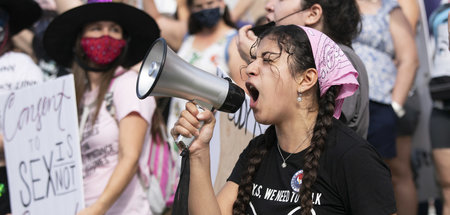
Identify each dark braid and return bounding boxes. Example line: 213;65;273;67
299;86;338;215
232;128;275;215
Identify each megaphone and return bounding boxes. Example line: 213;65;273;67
136;38;245;149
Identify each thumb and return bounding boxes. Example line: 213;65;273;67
247;29;257;40
196;110;214;124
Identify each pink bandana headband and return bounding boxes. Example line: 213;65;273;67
298;26;359;119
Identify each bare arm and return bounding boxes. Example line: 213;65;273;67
217;182;239;214
176;0;190;22
228;36;248;90
143;0;161;20
188;142;223;215
143;0;188;51
54;0;83;14
397;0;420;33
189;152;238;215
390;8;418;106
236;25;258;64
12;30;35;59
230;0;255;23
172;102;237;215
77;112;148;214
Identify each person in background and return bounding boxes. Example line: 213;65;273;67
235;0;370;139
163;0;247;139
227;0;257;27
143;0;190;52
144;0;259;52
390;0;421;214
353;1;418;214
171;24;396;215
43;1;160;214
428;3;450;215
176;0;244;76
0;1;43;214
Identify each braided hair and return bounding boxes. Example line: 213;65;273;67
232;127;275;214
299;85;337;214
232;25;339;215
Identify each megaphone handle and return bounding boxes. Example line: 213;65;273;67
176;102;212;150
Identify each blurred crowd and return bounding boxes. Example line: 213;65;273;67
0;0;450;214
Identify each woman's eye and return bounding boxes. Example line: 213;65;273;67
262;56;274;63
261;52;279;63
263;57;272;63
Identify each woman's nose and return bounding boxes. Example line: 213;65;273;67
265;0;275;12
101;27;110;36
245;60;260;78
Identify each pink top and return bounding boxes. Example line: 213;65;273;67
80;68;155;214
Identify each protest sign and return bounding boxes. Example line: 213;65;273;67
0;75;84;214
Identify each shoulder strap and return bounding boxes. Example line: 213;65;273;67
105;69;128;121
78;102;96;141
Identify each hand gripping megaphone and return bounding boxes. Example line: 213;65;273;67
136;38;245;150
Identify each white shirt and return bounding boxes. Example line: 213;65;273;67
0;51;43;93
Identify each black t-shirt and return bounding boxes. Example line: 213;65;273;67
228;119;396;215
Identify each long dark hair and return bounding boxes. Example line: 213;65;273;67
150;97;169;143
232;25;338;215
187;0;236;34
302;0;361;47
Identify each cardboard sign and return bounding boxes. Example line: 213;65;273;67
0;75;84;214
210;69;269;192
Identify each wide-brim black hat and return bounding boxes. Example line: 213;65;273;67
0;0;42;35
43;2;160;68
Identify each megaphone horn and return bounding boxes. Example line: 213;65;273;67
136;38;245;149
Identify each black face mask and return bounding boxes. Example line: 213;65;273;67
191;7;221;29
250;22;275;36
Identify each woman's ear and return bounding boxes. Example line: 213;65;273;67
296;68;318;93
304;4;323;29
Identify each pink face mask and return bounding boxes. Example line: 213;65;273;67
81;35;126;65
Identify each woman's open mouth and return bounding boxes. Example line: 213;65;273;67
246;82;259;105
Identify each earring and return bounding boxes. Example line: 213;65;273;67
297;92;302;102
